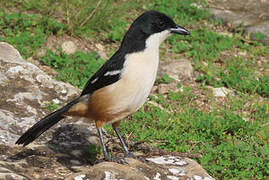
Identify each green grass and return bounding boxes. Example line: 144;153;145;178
1;0;269;179
196;57;269;97
0;12;65;57
41;50;105;89
114;90;269;179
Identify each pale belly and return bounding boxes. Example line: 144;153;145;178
108;63;158;114
103;53;159;119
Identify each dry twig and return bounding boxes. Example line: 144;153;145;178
80;0;103;27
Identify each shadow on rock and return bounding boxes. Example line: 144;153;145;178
9;123;101;172
47;123;100;167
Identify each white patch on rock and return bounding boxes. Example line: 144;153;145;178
167;175;179;180
7;66;25;76
61;88;67;94
144;176;150;180
7;92;35;103
26;105;37;115
169;168;186;176
7;92;43;106
169;168;180;174
52;98;60;104
36;74;51;83
174;160;187;166
147;156;187;166
204;177;215;180
147;156;173;164
62;41;77;55
103;171;123;180
194;175;202;180
153;172;161;180
211;87;233;97
0;110;16;130
74;174;85;180
192;175;215;180
18;116;38;128
104;171;112;180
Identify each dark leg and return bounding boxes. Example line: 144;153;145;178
113;127;132;157
112;122;147;162
97;128;109;161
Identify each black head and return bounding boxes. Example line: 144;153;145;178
133;10;189;36
120;11;190;53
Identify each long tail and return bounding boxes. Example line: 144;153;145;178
16;97;83;146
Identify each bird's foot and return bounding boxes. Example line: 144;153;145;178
97;156;128;164
110;156;128;164
124;152;148;163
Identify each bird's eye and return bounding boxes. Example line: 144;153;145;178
159;21;165;27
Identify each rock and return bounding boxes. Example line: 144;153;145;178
208;0;269;44
66;156;214;180
0;42;79;145
157;83;172;94
95;43;108;59
159;59;193;81
210;87;233;97
36;48;46;58
0;42;214;179
39;65;58;76
61;40;77;55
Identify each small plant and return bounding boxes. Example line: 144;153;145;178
252;32;265;41
156;74;174;84
86;144;102;158
44;101;59;112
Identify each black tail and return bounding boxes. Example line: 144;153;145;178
16;97;83;146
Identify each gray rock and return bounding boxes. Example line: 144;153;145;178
159;59;193;81
95;43;108;59
208;0;269;44
209;87;234;97
0;42;80;145
66;157;214;180
61;40;77;55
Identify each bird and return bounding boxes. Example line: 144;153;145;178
16;10;190;162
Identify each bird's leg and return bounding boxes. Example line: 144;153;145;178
96;121;127;164
112;122;147;162
112;122;135;158
97;127;110;161
113;127;133;156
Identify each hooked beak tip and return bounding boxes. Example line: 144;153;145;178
170;26;190;35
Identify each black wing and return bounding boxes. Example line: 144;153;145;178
80;50;125;96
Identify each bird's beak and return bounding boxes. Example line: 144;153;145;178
170;26;190;35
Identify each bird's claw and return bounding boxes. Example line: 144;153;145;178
125;152;148;163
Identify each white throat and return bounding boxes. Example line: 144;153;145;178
145;30;171;50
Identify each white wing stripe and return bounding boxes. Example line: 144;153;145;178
91;77;98;84
104;70;121;76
